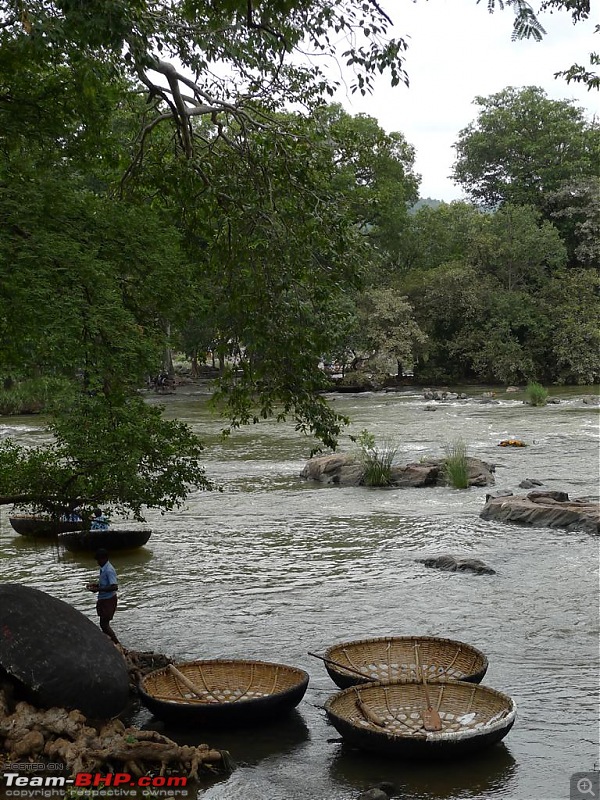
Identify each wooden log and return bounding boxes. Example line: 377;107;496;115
168;664;206;700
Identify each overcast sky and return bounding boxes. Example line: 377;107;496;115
334;0;599;201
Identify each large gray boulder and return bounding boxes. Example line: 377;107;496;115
480;491;600;534
0;584;130;719
299;453;363;485
300;453;495;488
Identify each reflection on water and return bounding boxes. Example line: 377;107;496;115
330;742;518;799
0;386;598;800
139;707;310;765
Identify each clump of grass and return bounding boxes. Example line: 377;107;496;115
443;438;470;489
356;429;399;487
526;381;548;407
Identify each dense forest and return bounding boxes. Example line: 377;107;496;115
0;0;598;517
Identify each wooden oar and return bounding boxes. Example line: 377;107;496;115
168;664;206;701
414;644;442;731
308;651;372;681
354;689;387;728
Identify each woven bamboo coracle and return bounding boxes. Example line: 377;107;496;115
139;659;309;726
325;679;516;758
9;515;85;537
324;636;488;689
58;528;151;551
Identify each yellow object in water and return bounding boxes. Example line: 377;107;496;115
498;439;527;447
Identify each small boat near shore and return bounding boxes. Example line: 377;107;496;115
9;515;86;537
322;635;489;689
139;659;309;726
325;679;516;759
58;528;152;552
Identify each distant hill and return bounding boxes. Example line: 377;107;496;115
409;197;443;214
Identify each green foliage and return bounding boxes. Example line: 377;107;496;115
526;382;549;406
316;105;419;263
406;261;484;379
352;288;427;377
166;111;378;449
443;439;469;489
398;202;484;274
0;168;190;386
543;269;600;384
2;52;420;457
452;87;599;211
546;177;600;268
0;0;411;167
0;377;72;415
473;204;567;290
356;429;399;487
400;201;575;384
555;52;600;92
0;391;211;519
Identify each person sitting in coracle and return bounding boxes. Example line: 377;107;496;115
66;506;82;522
91;507;110;530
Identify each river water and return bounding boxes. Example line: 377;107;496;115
0;386;598;800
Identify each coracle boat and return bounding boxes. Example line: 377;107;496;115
9;515;85;538
322;636;488;689
325;679;516;758
58;528;152;552
139;659;309;726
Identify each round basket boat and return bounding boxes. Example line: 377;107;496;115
139;659;309;726
325;679;516;759
58;528;152;552
9;515;86;538
323;636;488;689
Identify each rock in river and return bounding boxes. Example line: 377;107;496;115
300;453;495;488
0;584;129;719
418;555;496;575
480;491;600;534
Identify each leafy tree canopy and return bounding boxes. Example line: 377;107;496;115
542;268;600;383
546;177;600;268
452;87;599;210
354;288;427;376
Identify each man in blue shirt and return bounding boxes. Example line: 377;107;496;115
90;508;110;530
86;548;120;644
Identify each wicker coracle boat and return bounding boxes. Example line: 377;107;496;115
325;679;516;759
139;659;310;726
322;636;488;689
9;515;86;538
58;528;152;552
